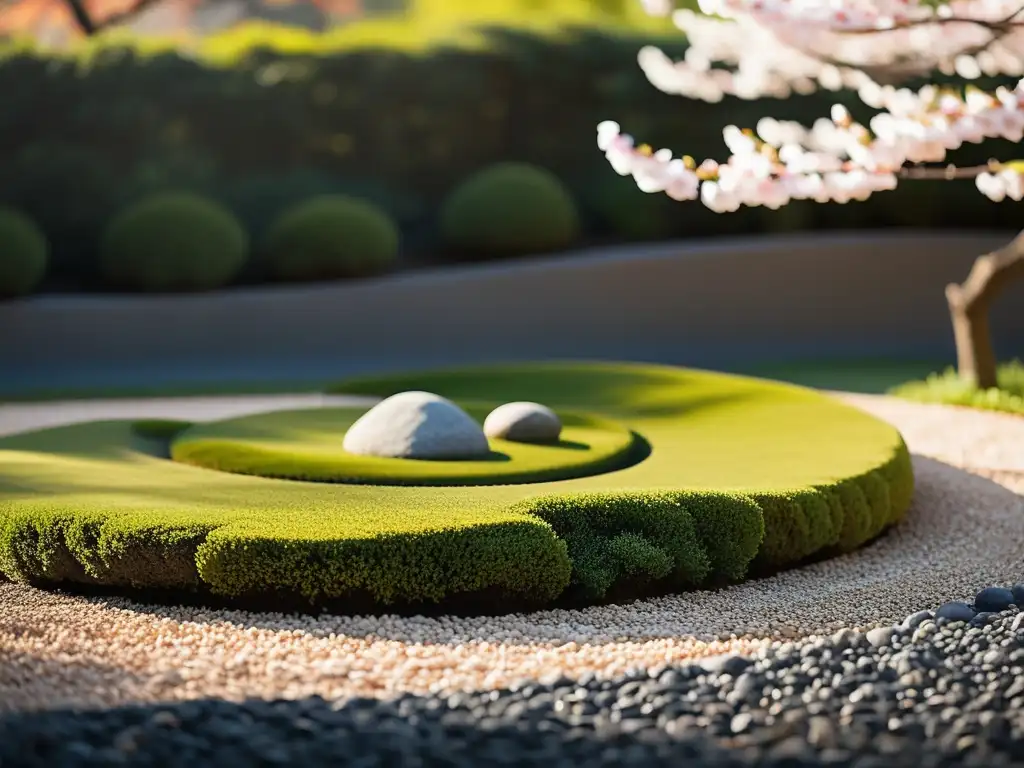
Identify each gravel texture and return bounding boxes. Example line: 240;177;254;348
1;391;1023;744
4;604;1024;767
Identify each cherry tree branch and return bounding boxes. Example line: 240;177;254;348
61;0;167;36
898;162;1002;180
839;3;1024;34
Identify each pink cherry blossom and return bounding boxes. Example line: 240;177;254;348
597;0;1024;210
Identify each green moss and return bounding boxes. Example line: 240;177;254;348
195;518;572;605
170;405;637;486
0;362;914;610
747;490;811;569
860;470;894;541
877;438;915;525
670;491;765;582
100;193;249;292
262;196;399;282
828;479;873;551
440;163;581;258
510;491;712;599
890;361;1024;416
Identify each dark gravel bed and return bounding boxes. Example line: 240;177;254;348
4;595;1024;768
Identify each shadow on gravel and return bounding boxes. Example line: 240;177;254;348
0;685;971;768
0;651;146;717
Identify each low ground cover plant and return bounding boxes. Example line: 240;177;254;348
0;362;913;613
890;360;1024;416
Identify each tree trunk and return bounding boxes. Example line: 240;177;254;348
944;229;1024;390
62;0;98;34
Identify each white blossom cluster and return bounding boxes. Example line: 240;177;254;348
641;0;1024;105
601;0;1024;212
597;78;1024;211
976;166;1024;199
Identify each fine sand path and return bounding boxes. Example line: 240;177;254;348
1;392;1023;714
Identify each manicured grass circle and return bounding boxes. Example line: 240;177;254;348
169;405;639;486
0;362;913;613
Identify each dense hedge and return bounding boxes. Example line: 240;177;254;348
0;25;1019;292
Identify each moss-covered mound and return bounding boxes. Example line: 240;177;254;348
170;406;639;486
0;362;913;613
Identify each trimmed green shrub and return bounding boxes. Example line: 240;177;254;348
512;491;712;599
878;438;915;525
510;489;767;597
666;490;765;582
749;442;911;570
0;207;48;298
580;170;689;241
99;193;248;292
263;195;400;282
194;519;573;606
858;470;893;542
440;163;581;258
828;478;872;551
747;490;812;569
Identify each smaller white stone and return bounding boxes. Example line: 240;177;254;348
483;401;562;443
343;391;490;460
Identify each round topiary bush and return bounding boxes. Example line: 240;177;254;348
0;207;48;299
263;196;400;282
440;163;581;259
100;193;248;292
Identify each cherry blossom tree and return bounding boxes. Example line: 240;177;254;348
599;0;1024;389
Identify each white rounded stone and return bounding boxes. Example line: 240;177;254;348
342;391;490;460
483;401;562;443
